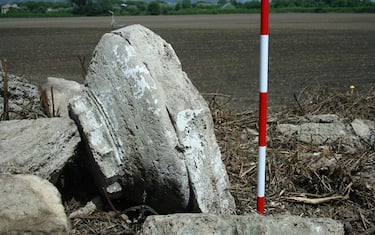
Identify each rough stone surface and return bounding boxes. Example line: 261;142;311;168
351;119;375;147
42;77;84;117
0;117;80;182
306;114;339;123
0;72;41;119
69;24;235;214
141;213;344;235
276;115;375;153
0;174;70;234
276;122;350;145
276;115;375;151
276;114;368;152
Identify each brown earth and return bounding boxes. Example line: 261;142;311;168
1;14;375;234
0;14;374;111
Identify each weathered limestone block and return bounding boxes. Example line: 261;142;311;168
42;77;84;117
141;213;344;235
276;114;361;152
0;117;80;182
277;122;354;145
276;115;375;150
69;24;235;214
0;174;70;234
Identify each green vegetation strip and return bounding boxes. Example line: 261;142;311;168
1;0;374;17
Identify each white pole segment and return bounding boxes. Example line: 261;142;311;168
259;35;269;93
257;146;266;197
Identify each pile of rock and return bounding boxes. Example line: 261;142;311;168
0;25;347;234
0;73;41;119
1;24;235;234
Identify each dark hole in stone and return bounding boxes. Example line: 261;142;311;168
55;142;161;218
56;142;100;204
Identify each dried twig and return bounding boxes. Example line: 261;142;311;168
359;209;369;231
101;187;133;234
1;59;9;120
293;93;305;116
38;85;51;118
203;92;232;110
77;55;87;79
101;187;123;219
51;86;55;117
240;165;256;178
285;194;347;204
361;226;375;235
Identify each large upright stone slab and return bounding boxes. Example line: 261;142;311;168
0;117;80;182
69;24;235;214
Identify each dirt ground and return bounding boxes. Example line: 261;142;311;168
1;14;374;234
0;14;374;111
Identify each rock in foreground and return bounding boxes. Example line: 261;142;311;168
141;213;344;235
69;24;235;214
0;117;80;182
0;174;70;234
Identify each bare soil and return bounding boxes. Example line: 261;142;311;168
1;14;374;234
0;14;374;111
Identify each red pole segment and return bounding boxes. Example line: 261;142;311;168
257;0;269;214
260;0;269;35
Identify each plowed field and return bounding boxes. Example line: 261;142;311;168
1;14;374;110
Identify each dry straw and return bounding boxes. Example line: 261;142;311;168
212;87;374;234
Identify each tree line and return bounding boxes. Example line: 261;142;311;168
3;0;375;17
272;0;374;8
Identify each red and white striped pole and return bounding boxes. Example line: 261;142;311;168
257;0;269;214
